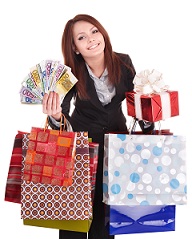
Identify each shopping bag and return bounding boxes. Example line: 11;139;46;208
4;131;27;203
22;135;96;231
23;218;92;232
103;133;187;205
89;142;99;200
23;116;77;186
21;131;93;220
105;204;175;235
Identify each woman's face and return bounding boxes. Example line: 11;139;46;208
72;20;105;60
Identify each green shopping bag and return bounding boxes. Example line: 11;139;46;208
23;218;92;232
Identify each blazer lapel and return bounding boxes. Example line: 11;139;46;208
86;73;107;112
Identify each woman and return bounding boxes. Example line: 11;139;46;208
43;14;154;239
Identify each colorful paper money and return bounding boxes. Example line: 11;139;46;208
20;60;78;104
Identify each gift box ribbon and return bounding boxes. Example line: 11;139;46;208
133;69;169;94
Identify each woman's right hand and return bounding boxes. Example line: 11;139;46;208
42;91;62;121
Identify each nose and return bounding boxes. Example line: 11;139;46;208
88;36;95;42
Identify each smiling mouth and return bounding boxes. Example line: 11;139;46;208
88;43;99;50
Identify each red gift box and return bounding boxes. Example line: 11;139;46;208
126;90;179;122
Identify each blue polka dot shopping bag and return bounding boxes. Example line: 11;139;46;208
103;133;187;206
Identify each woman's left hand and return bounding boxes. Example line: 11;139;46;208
42;91;62;120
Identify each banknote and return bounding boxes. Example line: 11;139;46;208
20;60;78;104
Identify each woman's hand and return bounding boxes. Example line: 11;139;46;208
42;92;62;121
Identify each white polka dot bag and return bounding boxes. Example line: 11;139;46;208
103;133;187;205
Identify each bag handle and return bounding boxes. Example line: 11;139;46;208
128;118;173;135
44;113;67;134
128;117;161;135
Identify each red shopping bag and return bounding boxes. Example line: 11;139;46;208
23;116;77;186
89;142;99;201
89;142;99;187
4;131;27;203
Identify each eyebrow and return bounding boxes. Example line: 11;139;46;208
76;26;96;37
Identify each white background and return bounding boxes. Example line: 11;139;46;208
0;0;191;238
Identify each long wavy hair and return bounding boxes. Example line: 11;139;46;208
61;14;133;99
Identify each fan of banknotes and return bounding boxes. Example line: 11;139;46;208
20;59;78;104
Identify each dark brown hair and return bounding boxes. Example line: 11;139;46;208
61;14;132;99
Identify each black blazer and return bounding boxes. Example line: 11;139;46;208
48;52;154;193
59;52;135;144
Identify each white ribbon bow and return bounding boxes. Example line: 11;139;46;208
133;69;169;94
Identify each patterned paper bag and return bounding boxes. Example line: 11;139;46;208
21;131;92;220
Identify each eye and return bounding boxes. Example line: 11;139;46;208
92;28;99;34
78;35;85;41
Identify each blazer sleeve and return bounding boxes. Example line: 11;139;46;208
121;54;155;133
118;53;136;92
61;87;76;122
